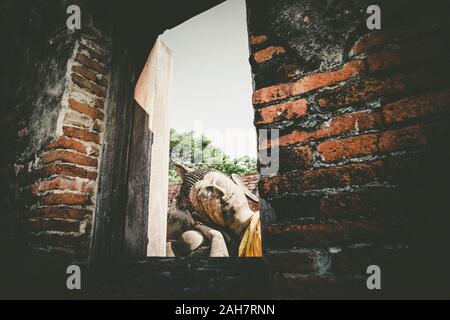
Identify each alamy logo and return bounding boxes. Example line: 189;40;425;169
366;265;381;290
258;129;279;176
66;265;81;290
366;5;381;30
66;5;81;30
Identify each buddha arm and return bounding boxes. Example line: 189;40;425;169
194;223;229;257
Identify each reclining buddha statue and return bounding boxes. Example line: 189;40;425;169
166;161;262;257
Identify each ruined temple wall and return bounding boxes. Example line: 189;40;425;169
247;0;450;298
0;1;113;263
27;35;111;262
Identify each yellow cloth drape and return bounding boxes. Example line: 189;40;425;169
238;212;262;257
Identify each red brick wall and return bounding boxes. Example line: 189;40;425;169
238;173;259;195
26;37;110;261
248;0;450;298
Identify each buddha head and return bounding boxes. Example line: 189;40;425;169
171;160;259;236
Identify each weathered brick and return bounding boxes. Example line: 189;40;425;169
260;110;382;148
379;124;438;152
300;161;384;192
40;150;98;167
41;193;90;205
350;22;441;56
37;163;97;180
383;90;450;124
28;232;89;250
317;66;446;110
64;111;92;129
351;31;389;55
313;111;382;141
259;175;289;198
365;42;438;73
63;126;100;144
254;46;286;63
301;123;447;163
366;49;402;72
75;53;107;75
254;99;307;125
69;86;96;106
265;219;408;247
267;185;412;220
29;218;81;233
78;43;109;64
72;74;107;98
68;99;104;120
46;136;87;154
249;35;268;46
72;65;108;87
319;188;398;218
31;177;94;194
253;60;364;104
260;161;384;196
317;134;378;162
33;206;91;220
317;76;406;110
278;145;313;171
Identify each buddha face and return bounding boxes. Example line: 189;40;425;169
190;172;251;227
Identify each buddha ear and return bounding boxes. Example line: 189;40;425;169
209;184;232;201
171;159;192;179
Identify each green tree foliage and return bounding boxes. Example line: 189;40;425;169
169;128;257;184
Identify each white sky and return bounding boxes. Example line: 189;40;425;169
160;0;256;159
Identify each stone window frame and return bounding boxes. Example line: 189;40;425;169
89;1;266;267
